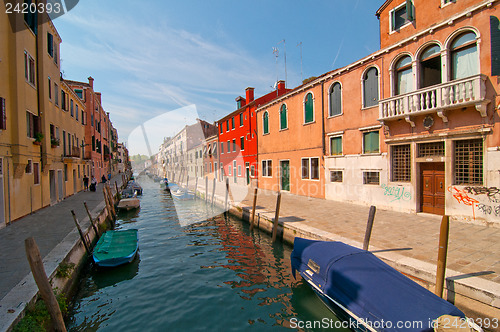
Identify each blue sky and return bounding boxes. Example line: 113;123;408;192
54;0;383;154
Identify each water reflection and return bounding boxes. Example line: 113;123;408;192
67;175;346;331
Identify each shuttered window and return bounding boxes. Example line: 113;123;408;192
390;0;413;32
491;16;500;76
263;111;269;134
363;68;379;108
363;131;379;154
26;111;40;139
304;93;314;123
330;136;342;155
24;0;37;34
329;83;342;116
280;104;287;130
47;33;54;57
0;97;6;130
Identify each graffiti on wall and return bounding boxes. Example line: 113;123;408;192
448;186;500;220
381;184;412;202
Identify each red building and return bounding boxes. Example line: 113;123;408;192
65;77;111;180
217;81;289;185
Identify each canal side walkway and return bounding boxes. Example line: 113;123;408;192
188;179;500;320
0;175;126;332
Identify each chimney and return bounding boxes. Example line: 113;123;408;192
277;80;286;95
88;76;94;89
245;87;254;102
96;92;102;105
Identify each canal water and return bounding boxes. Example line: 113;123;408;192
66;176;347;331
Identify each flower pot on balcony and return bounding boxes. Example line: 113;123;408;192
33;141;42;146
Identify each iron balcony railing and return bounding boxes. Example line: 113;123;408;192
379;74;489;123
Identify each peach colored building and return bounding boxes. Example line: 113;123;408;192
257;0;500;225
256;83;325;198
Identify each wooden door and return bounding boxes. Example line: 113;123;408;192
280;161;290;191
421;163;445;215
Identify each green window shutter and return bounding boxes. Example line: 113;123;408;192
406;0;414;22
364;131;379;153
263;112;269;134
280;105;287;129
304;93;313;123
330;137;342;155
491;16;500;76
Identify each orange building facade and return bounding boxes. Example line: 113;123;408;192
257;0;500;225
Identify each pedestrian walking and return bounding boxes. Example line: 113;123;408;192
83;175;89;191
90;176;97;192
101;174;107;184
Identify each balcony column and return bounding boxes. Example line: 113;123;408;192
440;49;449;84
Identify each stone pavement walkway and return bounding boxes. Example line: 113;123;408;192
187;178;500;284
0;175;125;301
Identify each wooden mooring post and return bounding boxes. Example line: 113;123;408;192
435;215;450;298
204;176;208;203
84;201;100;240
271;192;282;243
114;181;120;198
362;205;377;251
25;237;67;332
249;188;258;231
211;178;216;206
224;178;229;214
102;187;115;225
194;177;198;198
71;210;91;255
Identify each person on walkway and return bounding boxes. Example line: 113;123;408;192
90;176;97;192
101;174;107;184
83;175;89;191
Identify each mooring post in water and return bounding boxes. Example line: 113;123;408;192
71;210;91;255
114;181;120;198
224;177;229;213
363;205;377;251
250;188;258;231
25;237;67;332
105;185;116;218
205;176;209;203
102;187;115;225
271;192;282;243
211;178;216;206
435;215;450;298
84;201;99;240
186;175;190;190
194;177;198;198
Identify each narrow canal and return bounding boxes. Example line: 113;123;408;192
67;176;347;331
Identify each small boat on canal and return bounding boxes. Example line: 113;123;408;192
170;187;194;200
117;197;140;211
290;238;482;332
93;229;139;267
127;181;143;195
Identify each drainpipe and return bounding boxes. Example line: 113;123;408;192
321;81;326;197
7;160;11;225
35;7;44;207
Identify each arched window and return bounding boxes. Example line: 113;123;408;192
280;104;287;130
395;55;413;95
329;83;342;116
304;93;314;123
420;44;441;88
451;32;478;80
363;67;379;108
263;111;269;134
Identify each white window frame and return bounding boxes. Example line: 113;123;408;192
301;157;320;181
389;1;413;34
262;159;272;177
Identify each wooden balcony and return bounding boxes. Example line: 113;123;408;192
378;74;489;126
62;147;81;162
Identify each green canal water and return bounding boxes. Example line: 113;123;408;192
66;176;348;331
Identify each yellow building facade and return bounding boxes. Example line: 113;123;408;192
0;8;88;226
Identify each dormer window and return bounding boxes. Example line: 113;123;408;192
237;100;241;109
390;0;414;32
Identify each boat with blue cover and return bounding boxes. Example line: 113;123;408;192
290;238;481;332
93;229;139;267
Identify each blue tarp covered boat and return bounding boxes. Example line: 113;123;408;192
291;238;478;332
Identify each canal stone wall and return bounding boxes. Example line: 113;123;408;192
199;185;500;329
0;178;125;332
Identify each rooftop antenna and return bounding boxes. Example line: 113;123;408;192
278;39;287;88
272;46;279;88
297;42;303;83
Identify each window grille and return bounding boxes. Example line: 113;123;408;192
391;144;411;182
418;142;444;157
330;171;343;182
363;171;380;185
454;139;483;185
